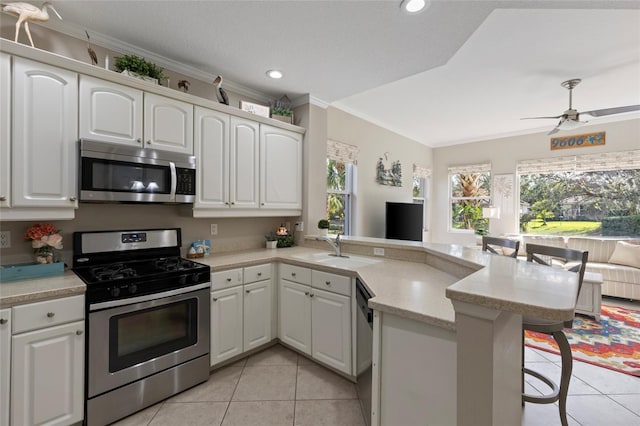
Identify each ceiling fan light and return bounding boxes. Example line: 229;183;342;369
401;0;429;14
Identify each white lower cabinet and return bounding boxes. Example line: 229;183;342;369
10;295;85;426
278;265;352;375
0;309;10;426
210;286;244;366
210;264;273;367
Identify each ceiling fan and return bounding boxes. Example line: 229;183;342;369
522;79;640;135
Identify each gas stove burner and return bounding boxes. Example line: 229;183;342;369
92;263;138;281
154;257;196;272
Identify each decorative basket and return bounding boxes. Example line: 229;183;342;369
0;261;64;282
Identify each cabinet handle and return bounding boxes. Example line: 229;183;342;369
47;312;55;318
225;202;229;205
257;272;262;277
146;140;152;144
0;196;6;201
136;138;142;144
246;289;250;294
291;272;296;277
226;278;232;282
76;330;83;336
231;202;235;205
304;291;309;296
310;293;315;298
261;203;265;206
70;196;77;201
212;297;218;302
325;281;331;286
0;318;7;325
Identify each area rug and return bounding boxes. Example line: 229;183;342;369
525;304;640;377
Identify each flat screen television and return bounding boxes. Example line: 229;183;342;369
385;202;423;241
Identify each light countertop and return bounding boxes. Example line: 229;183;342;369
0;238;579;331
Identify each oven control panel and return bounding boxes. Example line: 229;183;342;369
122;233;147;243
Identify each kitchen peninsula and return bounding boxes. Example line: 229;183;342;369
0;237;579;426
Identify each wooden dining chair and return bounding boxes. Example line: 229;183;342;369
481;236;520;258
522;243;589;426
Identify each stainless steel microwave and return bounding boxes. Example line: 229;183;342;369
79;139;196;203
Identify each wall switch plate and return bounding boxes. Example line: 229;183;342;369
373;247;385;256
210;224;218;236
0;231;11;248
295;221;304;232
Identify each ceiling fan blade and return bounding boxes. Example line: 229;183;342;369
581;105;640;117
521;115;563;120
547;126;561;135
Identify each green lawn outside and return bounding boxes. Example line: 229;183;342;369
523;220;601;236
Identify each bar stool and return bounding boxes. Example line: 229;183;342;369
523;243;588;426
481;236;520;258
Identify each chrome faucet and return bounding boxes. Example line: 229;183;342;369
318;233;347;257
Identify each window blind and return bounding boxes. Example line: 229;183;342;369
327;140;359;164
447;162;491;174
413;164;431;178
516;156;576;174
575;150;640;172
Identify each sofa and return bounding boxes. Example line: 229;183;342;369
503;235;640;300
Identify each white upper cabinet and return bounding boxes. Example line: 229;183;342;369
260;124;302;210
11;57;78;209
195;106;229;209
144;93;193;154
79;75;143;146
0;53;10;208
230;117;260;209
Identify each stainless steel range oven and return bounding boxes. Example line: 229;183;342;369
73;228;210;426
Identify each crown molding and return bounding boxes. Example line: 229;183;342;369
292;94;330;109
41;19;272;103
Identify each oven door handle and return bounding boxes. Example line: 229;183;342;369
89;282;210;311
169;161;177;202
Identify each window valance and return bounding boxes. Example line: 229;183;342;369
518;150;640;174
447;162;491;174
413;164;431;179
327;140;359;164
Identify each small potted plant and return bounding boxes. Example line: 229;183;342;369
114;54;165;84
317;219;330;236
270;96;294;124
265;233;278;249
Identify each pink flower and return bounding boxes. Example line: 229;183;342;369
41;234;63;249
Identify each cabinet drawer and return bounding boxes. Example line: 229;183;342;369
244;264;271;284
312;270;351;297
211;268;243;290
12;295;84;334
279;264;311;285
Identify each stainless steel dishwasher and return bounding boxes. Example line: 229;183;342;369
356;278;373;426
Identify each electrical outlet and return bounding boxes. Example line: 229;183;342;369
210;224;218;235
373;247;385;256
295;221;304;232
0;231;11;248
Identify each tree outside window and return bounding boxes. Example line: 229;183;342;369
327;159;352;235
450;172;491;233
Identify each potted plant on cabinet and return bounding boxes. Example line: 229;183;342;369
114;54;165;84
270;96;294;124
317;219;330;236
265;233;278;249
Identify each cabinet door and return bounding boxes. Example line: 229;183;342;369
279;279;311;355
11;320;84;426
244;279;272;351
311;288;352;375
0;309;10;426
260;125;302;210
194;107;229;208
210;286;243;366
230;117;259;209
144;93;193;154
12;57;78;208
79;75;143;146
0;54;10;208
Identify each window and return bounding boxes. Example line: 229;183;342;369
517;150;640;237
326;140;358;235
448;163;491;233
413;165;431;234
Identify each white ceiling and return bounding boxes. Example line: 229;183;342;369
24;0;640;147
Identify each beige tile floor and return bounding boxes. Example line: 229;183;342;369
115;298;639;426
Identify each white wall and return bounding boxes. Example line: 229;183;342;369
430;118;640;245
326;107;432;238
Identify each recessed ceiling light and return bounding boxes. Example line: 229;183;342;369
266;69;283;79
400;0;429;14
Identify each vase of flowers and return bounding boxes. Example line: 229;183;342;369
24;223;63;264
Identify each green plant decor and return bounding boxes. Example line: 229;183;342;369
265;232;277;242
276;234;295;248
271;106;293;117
317;219;330;230
114;55;165;80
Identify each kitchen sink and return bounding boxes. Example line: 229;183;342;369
292;252;381;269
